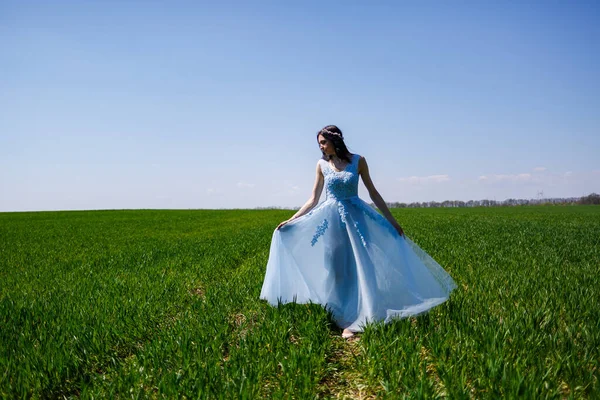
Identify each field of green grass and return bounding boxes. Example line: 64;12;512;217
1;206;599;399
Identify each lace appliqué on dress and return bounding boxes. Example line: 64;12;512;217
353;219;368;248
311;218;329;246
338;201;368;248
349;197;398;238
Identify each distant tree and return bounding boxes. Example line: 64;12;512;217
579;193;600;205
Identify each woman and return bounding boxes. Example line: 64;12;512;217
260;125;457;339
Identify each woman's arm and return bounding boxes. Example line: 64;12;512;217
276;161;324;229
358;156;405;237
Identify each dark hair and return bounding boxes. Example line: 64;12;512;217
316;125;352;162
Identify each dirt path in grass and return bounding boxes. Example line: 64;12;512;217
317;335;378;399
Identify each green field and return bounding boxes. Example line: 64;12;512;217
1;206;599;399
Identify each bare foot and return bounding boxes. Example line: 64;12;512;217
342;328;354;339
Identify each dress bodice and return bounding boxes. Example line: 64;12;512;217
320;153;360;201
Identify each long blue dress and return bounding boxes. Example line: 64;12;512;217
260;153;457;333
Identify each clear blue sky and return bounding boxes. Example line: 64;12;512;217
1;1;598;211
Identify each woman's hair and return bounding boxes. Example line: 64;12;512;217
316;125;352;162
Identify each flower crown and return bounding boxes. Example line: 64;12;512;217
321;129;343;138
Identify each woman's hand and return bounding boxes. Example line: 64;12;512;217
276;219;293;230
392;222;405;238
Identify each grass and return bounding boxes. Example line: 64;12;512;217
0;206;598;398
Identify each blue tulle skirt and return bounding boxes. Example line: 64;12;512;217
260;196;457;332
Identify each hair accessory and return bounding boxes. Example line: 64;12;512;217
321;129;342;138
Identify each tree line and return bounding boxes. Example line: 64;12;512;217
384;193;600;208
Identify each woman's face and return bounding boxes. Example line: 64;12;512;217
318;134;335;156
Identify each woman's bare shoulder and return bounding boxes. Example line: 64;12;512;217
357;154;368;174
